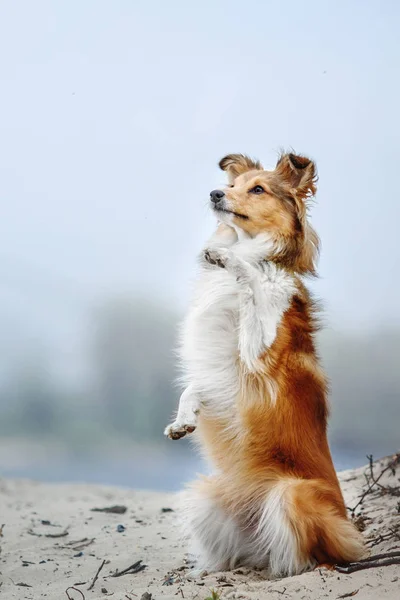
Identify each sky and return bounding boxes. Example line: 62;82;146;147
0;0;399;376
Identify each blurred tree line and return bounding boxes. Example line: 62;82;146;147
0;296;398;458
0;297;178;448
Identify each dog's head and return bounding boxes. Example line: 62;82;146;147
210;152;320;275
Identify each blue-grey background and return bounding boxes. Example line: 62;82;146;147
0;0;398;490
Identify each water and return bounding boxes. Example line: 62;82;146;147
0;443;369;491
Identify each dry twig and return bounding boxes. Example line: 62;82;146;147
367;526;400;548
28;526;70;538
347;453;400;515
334;550;400;573
91;505;127;514
66;587;86;599
111;560;146;577
87;559;106;591
65;537;95;551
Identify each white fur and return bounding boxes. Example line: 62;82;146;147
177;227;295;416
180;479;311;576
167;223;298;573
255;482;314;576
180;485;248;572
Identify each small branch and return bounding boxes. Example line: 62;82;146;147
111;560;146;577
87;559;106;591
357;550;400;563
46;528;70;538
27;527;70;538
347;453;400;515
66;537;89;546
66;587;86;600
335;551;400;574
66;538;95;551
367;526;400;548
91;505;127;514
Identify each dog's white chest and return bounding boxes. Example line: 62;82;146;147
179;266;241;408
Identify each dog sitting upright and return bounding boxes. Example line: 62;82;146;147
165;152;364;576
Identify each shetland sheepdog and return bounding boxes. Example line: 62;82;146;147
164;152;365;576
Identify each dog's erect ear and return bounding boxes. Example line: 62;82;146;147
275;153;317;199
219;154;263;183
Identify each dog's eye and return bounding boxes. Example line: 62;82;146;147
229;184;234;188
249;185;265;194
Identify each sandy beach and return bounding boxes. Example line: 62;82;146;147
0;455;399;600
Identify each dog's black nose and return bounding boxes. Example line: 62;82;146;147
210;189;225;204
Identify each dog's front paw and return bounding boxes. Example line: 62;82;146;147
164;420;197;441
204;247;230;268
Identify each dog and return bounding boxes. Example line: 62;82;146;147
164;152;365;576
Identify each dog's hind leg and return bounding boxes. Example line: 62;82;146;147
254;478;365;577
180;477;248;572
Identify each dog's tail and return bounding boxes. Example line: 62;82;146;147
256;478;365;576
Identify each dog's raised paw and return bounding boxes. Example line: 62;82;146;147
164;422;197;440
204;248;228;268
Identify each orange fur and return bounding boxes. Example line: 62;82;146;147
192;152;365;571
